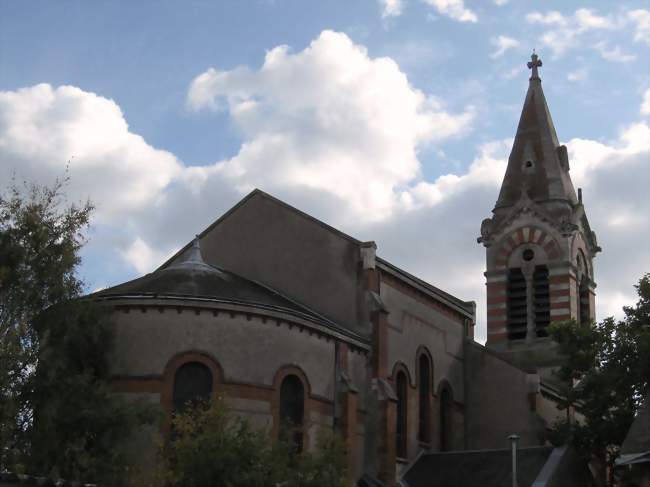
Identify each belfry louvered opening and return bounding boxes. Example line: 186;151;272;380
533;266;550;336
507;268;527;340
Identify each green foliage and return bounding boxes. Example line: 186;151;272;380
0;176;93;467
30;300;159;482
548;273;650;466
149;399;347;487
0;176;157;481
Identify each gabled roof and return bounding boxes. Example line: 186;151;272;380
160;189;475;319
157;189;361;271
495;54;578;212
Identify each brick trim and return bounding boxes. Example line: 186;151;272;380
271;365;313;448
494;226;560;269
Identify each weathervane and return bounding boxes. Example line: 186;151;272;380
527;50;542;80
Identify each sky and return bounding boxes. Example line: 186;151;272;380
1;0;649;343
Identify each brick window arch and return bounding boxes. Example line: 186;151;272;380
273;366;311;452
161;351;222;442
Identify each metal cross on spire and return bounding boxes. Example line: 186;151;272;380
527;50;542;80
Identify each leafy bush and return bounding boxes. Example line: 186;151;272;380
146;399;347;487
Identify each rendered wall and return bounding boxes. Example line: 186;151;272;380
464;341;546;450
180;192;366;335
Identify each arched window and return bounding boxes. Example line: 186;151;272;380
172;361;213;413
395;371;408;458
418;354;431;443
440;385;453;452
279;374;305;452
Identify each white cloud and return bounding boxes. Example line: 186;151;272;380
641;89;650;116
490;35;519;58
525;8;629;58
379;0;404;18
121;237;172;274
0;84;183;223
187;30;474;222
567;69;587;82
2;33;649;344
594;42;636;63
421;0;477;23
628;9;650;45
493;0;508;6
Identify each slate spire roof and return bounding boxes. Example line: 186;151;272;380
494;52;578;216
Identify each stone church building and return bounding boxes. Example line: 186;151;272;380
94;54;599;485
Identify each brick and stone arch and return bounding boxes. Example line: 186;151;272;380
495;226;560;270
437;380;454;452
493;227;558;341
415;346;433;444
161;351;223;440
391;362;412;459
272;365;311;452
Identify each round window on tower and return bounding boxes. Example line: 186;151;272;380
523;248;535;261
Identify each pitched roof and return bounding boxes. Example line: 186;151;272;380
495;55;578;213
618;394;650;464
159;189;475;319
403;446;554;487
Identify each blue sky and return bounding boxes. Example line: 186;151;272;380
2;0;649;342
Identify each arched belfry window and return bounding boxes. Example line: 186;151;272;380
418;354;431;443
507;246;551;340
173;361;213;413
279;374;305;452
395;371;408;458
440;385;453;452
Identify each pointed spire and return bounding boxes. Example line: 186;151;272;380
493;53;578;217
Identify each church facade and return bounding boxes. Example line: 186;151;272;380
95;55;598;485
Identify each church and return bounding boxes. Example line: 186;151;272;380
94;54;599;485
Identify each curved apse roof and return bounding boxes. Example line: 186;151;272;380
93;238;335;327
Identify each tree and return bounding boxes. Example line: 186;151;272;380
548;273;650;480
0;176;156;481
148;399;347;487
0;176;93;468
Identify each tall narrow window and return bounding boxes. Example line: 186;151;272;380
418;355;431;443
440;386;453;452
579;279;590;324
173;362;213;413
507;268;527;340
279;375;305;452
533;265;550;336
395;371;408;458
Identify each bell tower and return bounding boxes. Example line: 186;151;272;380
478;53;601;374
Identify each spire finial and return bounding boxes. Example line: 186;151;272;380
527;50;542;80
